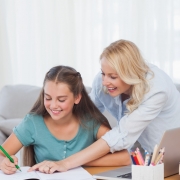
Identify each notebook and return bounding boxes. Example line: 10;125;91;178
0;166;94;180
93;127;180;180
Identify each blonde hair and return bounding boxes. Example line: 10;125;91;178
100;39;153;113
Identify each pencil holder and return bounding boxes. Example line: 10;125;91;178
132;163;164;180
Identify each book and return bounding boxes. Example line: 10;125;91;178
0;166;95;180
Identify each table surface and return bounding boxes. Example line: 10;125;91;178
83;166;180;180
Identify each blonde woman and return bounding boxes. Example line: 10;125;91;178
89;39;180;154
30;40;180;173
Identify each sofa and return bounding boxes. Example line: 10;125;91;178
0;83;180;146
0;84;117;145
0;85;41;144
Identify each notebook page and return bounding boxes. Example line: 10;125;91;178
37;166;95;180
0;166;40;180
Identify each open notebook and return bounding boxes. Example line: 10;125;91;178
0;166;94;180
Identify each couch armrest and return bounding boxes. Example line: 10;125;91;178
175;83;180;92
0;118;22;136
0;84;41;120
0;116;5;121
0;131;7;145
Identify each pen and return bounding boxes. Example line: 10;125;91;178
144;153;150;166
0;145;21;171
148;153;153;165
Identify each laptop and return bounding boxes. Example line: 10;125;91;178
93;127;180;180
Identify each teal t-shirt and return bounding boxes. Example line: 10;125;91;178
13;114;101;163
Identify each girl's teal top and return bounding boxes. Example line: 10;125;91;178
13;114;101;163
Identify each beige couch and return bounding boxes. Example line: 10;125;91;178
0;84;101;145
0;85;41;144
0;83;180;145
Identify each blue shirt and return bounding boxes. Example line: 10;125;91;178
13;114;100;163
89;63;180;153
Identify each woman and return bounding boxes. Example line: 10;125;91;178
30;39;180;173
89;39;180;154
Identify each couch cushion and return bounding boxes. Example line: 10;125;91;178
175;84;180;92
0;118;22;136
0;131;7;145
0;84;41;119
85;86;91;94
0;116;4;121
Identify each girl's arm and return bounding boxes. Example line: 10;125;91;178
0;133;23;174
0;133;23;156
83;124;131;166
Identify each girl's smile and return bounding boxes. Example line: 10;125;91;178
50;109;63;115
44;81;81;123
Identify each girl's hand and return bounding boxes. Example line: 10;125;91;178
28;160;68;174
0;155;18;174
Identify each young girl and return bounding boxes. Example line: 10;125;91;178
0;65;130;175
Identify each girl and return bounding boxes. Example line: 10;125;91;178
30;39;180;173
0;65;130;175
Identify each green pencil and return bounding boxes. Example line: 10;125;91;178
0;145;21;171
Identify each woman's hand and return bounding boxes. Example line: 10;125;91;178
28;160;69;174
0;155;18;174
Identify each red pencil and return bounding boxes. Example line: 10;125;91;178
132;152;140;165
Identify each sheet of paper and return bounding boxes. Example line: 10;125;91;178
0;166;40;180
37;166;95;180
0;166;95;180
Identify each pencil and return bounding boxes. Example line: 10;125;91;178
151;144;158;164
154;147;165;165
0;145;21;171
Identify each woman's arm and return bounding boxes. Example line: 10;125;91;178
84;150;130;166
83;124;131;166
29;125;131;173
102;92;168;153
29;138;111;173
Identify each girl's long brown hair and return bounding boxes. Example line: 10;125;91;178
23;65;110;166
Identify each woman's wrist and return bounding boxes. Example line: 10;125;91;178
56;159;71;171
